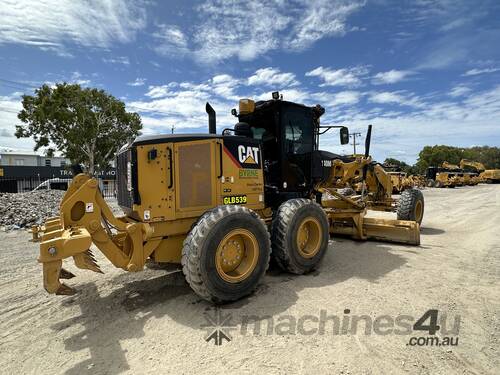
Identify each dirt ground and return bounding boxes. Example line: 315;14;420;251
0;185;499;374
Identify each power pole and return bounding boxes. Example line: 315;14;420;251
171;124;175;134
350;132;362;155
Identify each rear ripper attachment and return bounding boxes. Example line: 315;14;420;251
33;173;157;295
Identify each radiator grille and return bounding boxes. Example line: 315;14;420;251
178;143;213;209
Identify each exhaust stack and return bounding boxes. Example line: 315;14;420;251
206;102;216;134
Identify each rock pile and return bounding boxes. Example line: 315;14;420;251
0;190;66;231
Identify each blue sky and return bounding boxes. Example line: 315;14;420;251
0;0;499;163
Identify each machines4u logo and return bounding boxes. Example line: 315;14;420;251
224;139;262;169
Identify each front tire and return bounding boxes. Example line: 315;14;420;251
271;199;329;274
182;205;270;303
397;188;424;224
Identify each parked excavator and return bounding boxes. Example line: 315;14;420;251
32;93;423;303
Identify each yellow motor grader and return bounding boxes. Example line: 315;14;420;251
442;161;480;186
323;155;424;224
32;94;422;303
385;171;423;193
460;159;500;184
426;162;464;188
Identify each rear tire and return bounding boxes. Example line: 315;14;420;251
271;199;329;274
182;205;270;303
435;180;443;188
397;189;424;224
426;179;435;188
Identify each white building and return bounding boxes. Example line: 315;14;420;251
0;149;70;167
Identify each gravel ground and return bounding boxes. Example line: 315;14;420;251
0;185;499;374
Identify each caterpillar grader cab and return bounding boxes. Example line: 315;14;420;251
32;93;422;303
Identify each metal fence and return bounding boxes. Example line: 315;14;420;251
0;176;117;198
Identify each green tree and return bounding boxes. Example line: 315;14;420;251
383;157;409;170
15;83;142;175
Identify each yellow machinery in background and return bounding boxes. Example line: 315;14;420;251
32;94;422;303
427;162;464;188
385;171;425;193
323;155;424;224
460;159;500;184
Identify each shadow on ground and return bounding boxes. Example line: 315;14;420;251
51;239;409;374
421;227;445;235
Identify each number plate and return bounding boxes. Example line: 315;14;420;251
223;195;248;205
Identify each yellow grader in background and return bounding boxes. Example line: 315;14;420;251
32;93;423;303
322;155;424;224
383;170;425;194
460;159;500;184
427;162;466;188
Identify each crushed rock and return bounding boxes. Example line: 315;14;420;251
0;190;65;231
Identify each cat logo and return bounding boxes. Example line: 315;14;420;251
238;145;259;165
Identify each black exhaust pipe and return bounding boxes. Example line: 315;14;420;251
364;124;372;158
361;124;372;197
206;102;216;134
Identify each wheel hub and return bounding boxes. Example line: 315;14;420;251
216;229;259;283
296;217;322;258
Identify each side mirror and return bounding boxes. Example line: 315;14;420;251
340;126;349;145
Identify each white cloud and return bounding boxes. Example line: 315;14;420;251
306;66;369;87
191;1;289;63
69;71;91;86
152;0;365;63
449;85;472;97
0;94;24;148
153;24;189;57
102;56;130;65
372;70;413;85
127;78;146;87
462;67;500;76
248;68;299;87
331;91;361;106
284;0;365;51
145;84;176;99
0;0;146;55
